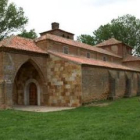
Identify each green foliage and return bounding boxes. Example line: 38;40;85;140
18;29;37;39
78;14;140;55
0;0;37;40
77;34;95;45
0;97;140;140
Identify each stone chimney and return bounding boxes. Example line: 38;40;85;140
52;22;59;30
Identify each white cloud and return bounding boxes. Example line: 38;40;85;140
8;0;140;38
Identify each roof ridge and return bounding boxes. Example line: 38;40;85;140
95;38;122;47
40;28;74;35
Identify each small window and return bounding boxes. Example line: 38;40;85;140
62;34;65;37
103;56;107;61
63;46;69;54
87;52;90;58
67;36;69;39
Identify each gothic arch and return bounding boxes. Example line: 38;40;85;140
13;59;46;83
13;59;46;105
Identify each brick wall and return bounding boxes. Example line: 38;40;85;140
36;40;48;51
47;30;74;40
123;61;140;70
82;65;140;104
37;39;123;65
82;66;110;103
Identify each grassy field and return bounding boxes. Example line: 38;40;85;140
1;97;140;140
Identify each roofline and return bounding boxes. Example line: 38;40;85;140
96;42;121;47
122;42;133;49
49;51;140;73
40;29;75;35
82;64;140;73
123;60;140;62
48;51;82;65
0;45;48;56
96;42;133;49
46;38;122;59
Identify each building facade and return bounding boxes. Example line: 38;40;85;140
0;22;140;108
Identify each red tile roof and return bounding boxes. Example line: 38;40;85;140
95;38;122;47
36;34;121;58
123;55;140;62
95;38;132;49
40;29;74;36
0;36;47;54
48;51;140;72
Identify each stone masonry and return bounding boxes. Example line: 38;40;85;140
47;54;82;107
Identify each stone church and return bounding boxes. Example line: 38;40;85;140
0;22;140;108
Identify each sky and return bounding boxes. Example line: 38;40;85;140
9;0;140;38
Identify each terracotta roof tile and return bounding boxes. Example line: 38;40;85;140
0;36;47;54
48;51;140;72
36;34;121;58
95;38;122;47
95;38;132;49
123;55;140;62
40;29;74;35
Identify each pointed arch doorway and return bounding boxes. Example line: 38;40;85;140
24;79;41;106
29;82;37;105
13;60;45;106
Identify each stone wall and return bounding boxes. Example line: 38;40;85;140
82;65;140;104
1;51;48;108
47;54;82;107
123;61;140;70
82;66;109;103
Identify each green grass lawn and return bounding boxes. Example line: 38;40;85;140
1;97;140;140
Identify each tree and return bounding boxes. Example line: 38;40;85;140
18;29;37;39
0;0;37;40
77;14;140;55
77;34;95;45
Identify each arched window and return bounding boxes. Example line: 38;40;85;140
63;46;69;54
103;56;107;61
87;52;90;58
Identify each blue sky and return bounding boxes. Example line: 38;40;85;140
9;0;140;38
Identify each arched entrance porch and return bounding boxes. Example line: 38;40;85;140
13;60;45;106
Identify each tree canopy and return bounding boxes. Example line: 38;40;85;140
18;29;37;39
77;14;140;55
0;0;37;40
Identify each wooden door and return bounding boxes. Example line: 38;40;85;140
29;83;37;105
